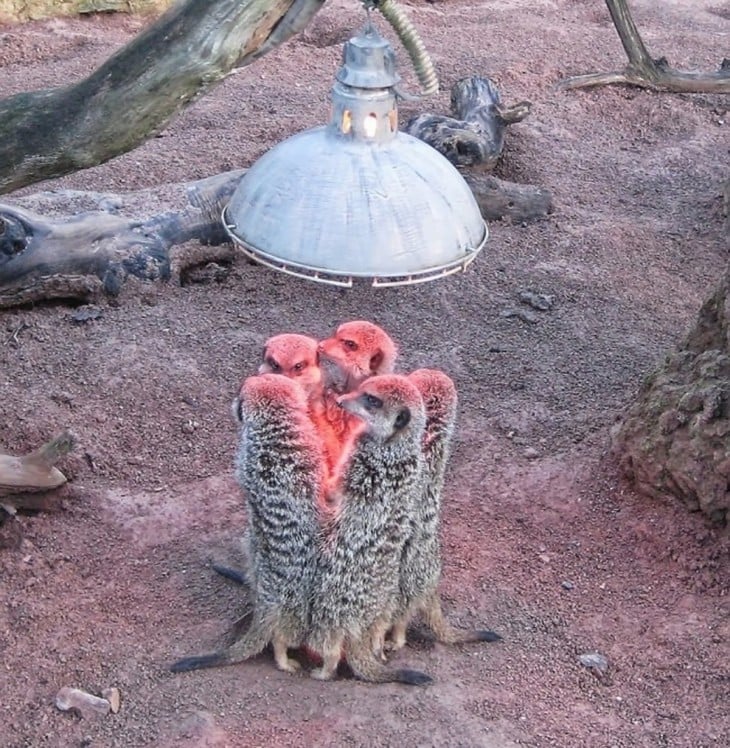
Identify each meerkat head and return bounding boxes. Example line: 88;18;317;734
317;320;398;394
257;333;322;397
336;374;425;441
232;372;309;423
407;369;458;418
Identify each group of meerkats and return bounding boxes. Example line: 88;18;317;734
171;320;500;685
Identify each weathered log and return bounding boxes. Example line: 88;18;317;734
0;430;75;519
405;76;551;221
559;0;730;94
611;271;730;526
0;0;326;194
0;171;244;307
463;173;552;224
405;77;531;171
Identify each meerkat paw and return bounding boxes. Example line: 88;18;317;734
276;656;302;674
388;619;408;652
272;637;302;673
310;666;335;681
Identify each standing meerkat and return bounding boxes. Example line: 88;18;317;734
314;320;398;475
212;333;325;587
317;320;398;395
257;333;322;397
307;374;431;686
172;373;325;675
390;369;501;650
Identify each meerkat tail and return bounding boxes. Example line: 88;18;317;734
171;611;275;673
421;593;502;645
211;563;249;587
346;638;433;686
170;652;228;673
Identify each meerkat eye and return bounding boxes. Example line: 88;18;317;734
342;339;358;352
394;407;411;430
292;361;306;373
363;393;383;409
267;358;281;373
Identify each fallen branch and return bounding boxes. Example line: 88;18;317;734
558;0;730;93
405;76;552;222
0;152;554;307
405;77;531;171
0;431;75;513
0;171;243;307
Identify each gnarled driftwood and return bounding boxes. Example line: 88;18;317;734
405;76;552;223
0;0;326;194
559;0;730;94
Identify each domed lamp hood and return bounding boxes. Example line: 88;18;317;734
223;18;487;288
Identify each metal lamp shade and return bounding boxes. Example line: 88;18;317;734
223;128;487;287
222;22;487;287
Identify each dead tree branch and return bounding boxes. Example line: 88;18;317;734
405;76;552;223
0;0;326;194
0;171;244;307
558;0;730;93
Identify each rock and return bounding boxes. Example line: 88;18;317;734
55;687;110;718
101;687;121;714
579;652;608;673
561;580;574;590
518;290;554;311
523;446;540;459
611;270;730;525
500;308;538;324
181;420;197;435
69;305;103;323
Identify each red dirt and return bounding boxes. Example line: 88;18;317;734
0;1;728;746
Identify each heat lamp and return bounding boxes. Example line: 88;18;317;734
223;1;487;287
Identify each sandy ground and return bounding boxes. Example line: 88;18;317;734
0;1;728;746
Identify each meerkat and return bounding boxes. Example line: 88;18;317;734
389;369;501;650
211;333;324;587
313;320;398;478
307;374;432;686
257;333;322;397
171;373;325;675
317;320;398;395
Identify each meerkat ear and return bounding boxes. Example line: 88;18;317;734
394;407;411;431
369;349;384;374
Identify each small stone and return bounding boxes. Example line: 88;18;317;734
579;652;608;673
69;305;103;324
101;687;121;714
523;447;540;459
500;308;538;324
181;420;196;435
538;553;551;563
55;687;110;718
518;290;554;311
561;580;574;590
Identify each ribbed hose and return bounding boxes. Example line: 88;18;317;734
367;0;439;97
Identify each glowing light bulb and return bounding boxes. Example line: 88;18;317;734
363;113;378;138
